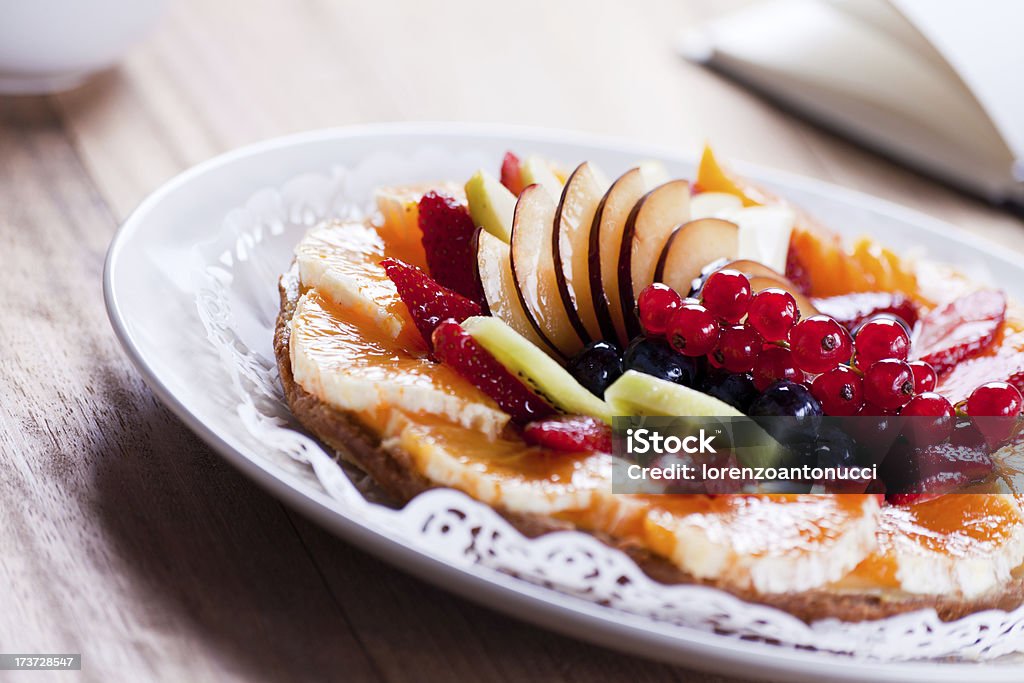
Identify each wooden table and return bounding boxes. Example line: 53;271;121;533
2;1;1021;681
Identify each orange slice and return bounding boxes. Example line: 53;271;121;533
294;220;423;349
395;416;612;515
290;289;508;438
789;229;920;300
642;494;880;593
841;495;1024;597
374;182;465;268
695;144;765;206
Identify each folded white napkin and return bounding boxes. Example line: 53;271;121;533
681;0;1024;211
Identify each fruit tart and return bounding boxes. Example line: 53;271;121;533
275;147;1024;623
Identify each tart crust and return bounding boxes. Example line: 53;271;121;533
276;265;1024;623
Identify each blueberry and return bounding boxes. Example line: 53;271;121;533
749;380;822;418
567;341;623;397
749;380;822;447
700;370;758;412
622;336;699;386
813;427;858;469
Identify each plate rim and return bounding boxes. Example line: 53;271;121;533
103;121;1024;681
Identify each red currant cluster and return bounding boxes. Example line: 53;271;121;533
637;270;1024;430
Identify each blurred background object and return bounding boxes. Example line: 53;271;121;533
0;0;166;94
682;0;1024;212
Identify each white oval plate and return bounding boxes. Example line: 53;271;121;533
105;123;1024;682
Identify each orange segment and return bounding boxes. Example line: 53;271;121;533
695;144;764;206
789;228;920;300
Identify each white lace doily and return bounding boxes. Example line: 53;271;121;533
190;146;1024;663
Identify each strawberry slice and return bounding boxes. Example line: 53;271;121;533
500;151;524;196
914;290;1006;376
811;291;918;331
523;415;611;453
382;258;481;350
936;332;1024;403
432;321;555;425
882;436;993;505
417;191;487;306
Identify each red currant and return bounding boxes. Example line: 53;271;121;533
700;269;752;323
908;360;937;393
746;288;799;342
789;315;853;374
900;392;954;446
668;303;720;357
637;283;682;336
713;325;763;373
862;359;915;410
902;392;954;417
851;401;901;452
966;382;1023;417
967;382;1023;449
854;318;910;366
810;365;863;416
752;345;801;391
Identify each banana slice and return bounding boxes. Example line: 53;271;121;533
290;290;509;438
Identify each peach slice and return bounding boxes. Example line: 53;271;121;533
588;167;650;346
473;227;558;356
510;185;586;358
618;180;691;337
654;218;739;297
553;162;610;342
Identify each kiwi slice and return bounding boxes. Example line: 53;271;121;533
605;371;781;467
604;371;742;417
461;316;613;423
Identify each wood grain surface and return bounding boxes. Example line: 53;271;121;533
1;1;1021;681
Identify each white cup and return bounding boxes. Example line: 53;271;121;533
0;0;167;94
